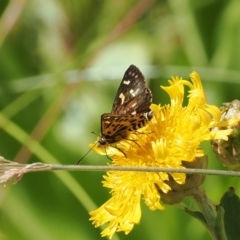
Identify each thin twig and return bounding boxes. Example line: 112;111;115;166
1;156;240;186
52;165;240;177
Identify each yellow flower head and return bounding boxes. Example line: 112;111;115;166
89;72;233;239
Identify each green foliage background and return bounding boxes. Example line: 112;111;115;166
0;0;240;239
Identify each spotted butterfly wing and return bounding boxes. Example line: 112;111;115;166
111;65;152;115
98;65;153;147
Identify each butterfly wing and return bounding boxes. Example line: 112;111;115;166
100;113;151;143
111;65;152;115
98;65;153;147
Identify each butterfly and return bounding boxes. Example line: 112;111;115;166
98;64;153;149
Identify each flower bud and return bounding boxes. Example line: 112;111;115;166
159;155;208;205
211;100;240;170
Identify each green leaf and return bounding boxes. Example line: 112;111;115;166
219;187;240;240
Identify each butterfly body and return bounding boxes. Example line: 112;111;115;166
98;65;153;148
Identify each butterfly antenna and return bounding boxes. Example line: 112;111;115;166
77;141;98;165
77;132;100;164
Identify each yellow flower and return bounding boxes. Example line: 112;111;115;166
89;72;233;239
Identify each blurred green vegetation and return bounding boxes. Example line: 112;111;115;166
0;0;240;239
